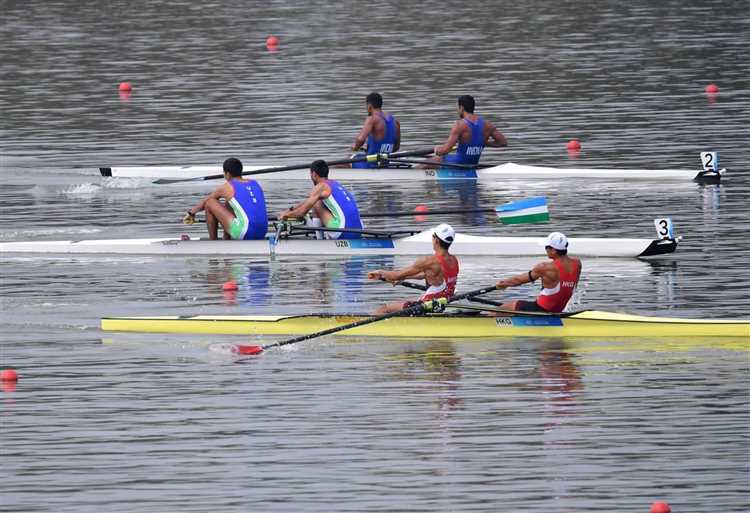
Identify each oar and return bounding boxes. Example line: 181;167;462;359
285;225;419;238
379;279;505;307
389;158;493;170
153;147;435;185
360;196;550;225
231;284;499;355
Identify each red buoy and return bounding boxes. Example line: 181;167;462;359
650;501;671;513
222;280;238;291
118;82;132;92
233;345;264;355
414;204;428;222
1;369;18;382
266;35;279;49
566;139;581;151
705;83;719;94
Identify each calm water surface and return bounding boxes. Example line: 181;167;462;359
1;1;749;512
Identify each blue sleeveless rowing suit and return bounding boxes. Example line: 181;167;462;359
444;117;485;166
227;179;268;240
352;112;397;169
322;179;363;239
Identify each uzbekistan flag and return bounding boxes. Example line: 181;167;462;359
496;196;550;224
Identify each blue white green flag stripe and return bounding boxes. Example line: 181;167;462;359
496;197;550;224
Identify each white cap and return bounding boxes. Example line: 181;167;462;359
543;232;568;250
433;223;455;243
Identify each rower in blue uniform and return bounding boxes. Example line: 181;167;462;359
277;160;363;240
351;92;401;168
433;95;507;166
185;158;268;240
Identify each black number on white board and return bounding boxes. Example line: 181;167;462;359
658;219;669;236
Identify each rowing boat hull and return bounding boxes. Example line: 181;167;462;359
100;311;750;338
0;233;677;258
99;162;717;182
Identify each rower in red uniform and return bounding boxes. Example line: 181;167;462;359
493;232;582;313
368;223;459;315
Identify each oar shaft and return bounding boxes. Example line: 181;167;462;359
154;148;435;184
388;279;504;307
390;158;492;170
261;284;498;351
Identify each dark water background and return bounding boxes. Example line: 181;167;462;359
1;1;748;512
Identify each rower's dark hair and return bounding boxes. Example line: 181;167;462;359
458;95;475;113
433;233;452;250
546;245;568;256
223;157;243;177
366;92;383;109
311;159;329;178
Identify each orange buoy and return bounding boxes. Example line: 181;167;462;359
566;139;581;151
222;280;238;291
118;82;132;92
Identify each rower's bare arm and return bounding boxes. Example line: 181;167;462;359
377;258;430;283
279;186;323;220
352;117;373;151
496;264;544;289
486;122;508;148
394;120;401;152
190;184;229;215
434;122;462;156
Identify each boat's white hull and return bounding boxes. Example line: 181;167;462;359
99;162;718;182
0;232;677;258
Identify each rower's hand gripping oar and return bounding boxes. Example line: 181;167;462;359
232;284;499;356
152;147;435;185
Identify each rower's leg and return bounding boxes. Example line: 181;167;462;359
374;301;409;315
204;198;236;240
488;301;519;316
205;204;219;240
311;201;333;226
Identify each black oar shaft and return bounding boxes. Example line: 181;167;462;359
390;158;492;170
261;284;498;351
389;279;504;307
153;147;435;184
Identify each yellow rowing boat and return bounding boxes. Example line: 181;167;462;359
101;311;750;338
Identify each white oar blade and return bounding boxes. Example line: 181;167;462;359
496;196;550;224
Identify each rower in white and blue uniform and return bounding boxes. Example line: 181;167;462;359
277;160;363;240
351;92;401;168
185;158;268;240
433;95;507;166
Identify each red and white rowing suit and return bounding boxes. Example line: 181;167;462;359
420;254;460;301
536;258;581;313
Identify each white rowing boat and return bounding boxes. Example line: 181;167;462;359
99;161;721;182
0;229;678;258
